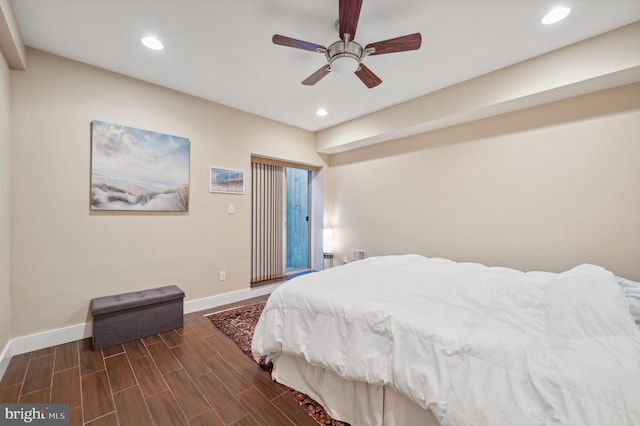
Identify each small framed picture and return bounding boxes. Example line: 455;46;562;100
210;167;244;194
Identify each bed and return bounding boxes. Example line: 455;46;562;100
251;254;640;426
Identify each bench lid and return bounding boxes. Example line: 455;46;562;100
90;285;185;315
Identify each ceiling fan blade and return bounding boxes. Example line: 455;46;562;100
355;63;382;88
365;33;422;55
272;34;325;52
302;65;332;86
339;0;363;41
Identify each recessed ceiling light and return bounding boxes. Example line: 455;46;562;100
541;7;571;25
141;36;164;50
316;108;328;117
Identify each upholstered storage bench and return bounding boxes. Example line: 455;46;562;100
90;285;185;350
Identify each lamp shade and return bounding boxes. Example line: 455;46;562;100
323;227;334;254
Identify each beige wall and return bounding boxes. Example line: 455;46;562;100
0;52;10;352
329;83;640;280
10;48;323;338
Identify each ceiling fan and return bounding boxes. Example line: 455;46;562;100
272;0;422;88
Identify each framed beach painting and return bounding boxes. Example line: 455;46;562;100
210;167;244;194
90;120;190;211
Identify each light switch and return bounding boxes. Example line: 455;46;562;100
228;203;235;214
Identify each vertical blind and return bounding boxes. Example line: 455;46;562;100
251;162;285;283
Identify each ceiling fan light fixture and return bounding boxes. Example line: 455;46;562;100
541;7;571;25
141;36;164;50
330;55;360;76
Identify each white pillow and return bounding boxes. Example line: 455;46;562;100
616;276;640;331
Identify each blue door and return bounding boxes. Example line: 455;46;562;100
285;167;310;271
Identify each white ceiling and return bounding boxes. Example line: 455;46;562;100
10;0;640;132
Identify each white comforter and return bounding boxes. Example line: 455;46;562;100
251;255;640;426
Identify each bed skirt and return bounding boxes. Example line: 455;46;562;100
272;355;441;426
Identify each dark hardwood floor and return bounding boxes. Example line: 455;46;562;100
0;295;319;426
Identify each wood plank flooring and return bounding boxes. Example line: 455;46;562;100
0;296;319;426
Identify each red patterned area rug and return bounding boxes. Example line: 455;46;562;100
207;302;349;426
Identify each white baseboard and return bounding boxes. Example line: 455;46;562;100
0;283;281;380
0;341;11;382
184;282;280;315
13;323;94;357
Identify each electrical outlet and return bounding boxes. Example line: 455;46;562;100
219;271;226;281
